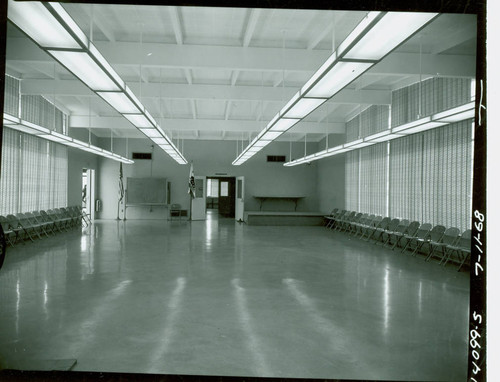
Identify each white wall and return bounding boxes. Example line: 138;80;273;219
317;154;346;213
94;138;321;219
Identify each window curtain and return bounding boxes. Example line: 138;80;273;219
345;151;359;211
359;143;387;215
4;74;20;116
389;120;472;230
0;129;68;215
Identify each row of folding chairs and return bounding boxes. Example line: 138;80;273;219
0;206;91;247
324;209;471;272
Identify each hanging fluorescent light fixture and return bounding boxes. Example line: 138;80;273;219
233;10;438;166
3;113;134;164
7;0;187;165
284;101;474;166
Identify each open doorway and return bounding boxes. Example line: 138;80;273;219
82;168;96;221
206;177;235;218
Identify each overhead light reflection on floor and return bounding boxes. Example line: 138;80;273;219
148;277;186;372
232;278;271;376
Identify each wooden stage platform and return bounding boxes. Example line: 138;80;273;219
244;211;326;226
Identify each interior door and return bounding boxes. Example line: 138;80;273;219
218;177;235;217
235;176;244;221
191;176;206;220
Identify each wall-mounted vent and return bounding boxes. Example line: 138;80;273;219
132;152;152;160
267;155;286;162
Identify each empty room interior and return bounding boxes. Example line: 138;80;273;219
0;1;481;381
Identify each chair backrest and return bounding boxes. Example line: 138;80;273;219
457;229;472;250
406;221;420;236
386;218;400;231
429;225;446;241
376;217;391;229
441;227;461;245
355;213;368;223
363;214;376;226
415;223;432;239
7;214;20;225
171;204;181;210
352;212;364;222
395;219;410;233
371;216;383;227
330;208;339;216
344;211;356;220
0;216;11;230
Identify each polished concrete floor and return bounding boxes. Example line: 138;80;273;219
0;212;470;380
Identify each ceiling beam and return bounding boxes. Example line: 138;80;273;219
184;68;193;84
20;79;393;105
7;37;476;77
69;115;345;134
224;101;232;120
168;6;184;45
190;99;197;119
307;22;332;50
82;6;116;43
243;9;261;47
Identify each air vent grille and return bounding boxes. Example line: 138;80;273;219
267;155;286;162
132;152;152;160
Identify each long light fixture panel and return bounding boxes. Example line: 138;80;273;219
343;12;438;60
97;91;142;114
282;98;327;119
48;50;120;91
8;0;188;165
304;61;373;98
7;0;87;49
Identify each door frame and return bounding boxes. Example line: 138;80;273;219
235;176;244;221
191;175;206;220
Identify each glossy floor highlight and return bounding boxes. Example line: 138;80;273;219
0;213;470;380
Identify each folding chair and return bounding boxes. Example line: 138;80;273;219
9;214;35;242
0;216;18;246
335;211;356;232
372;217;398;244
45;210;65;233
39;210;58;234
401;223;432;254
29;211;53;237
323;208;338;227
366;217;391;241
344;212;365;234
347;214;368;235
443;229;472;271
359;215;381;239
56;208;73;230
77;206;91;226
411;225;445;257
392;221;420;250
326;209;346;230
23;212;46;239
351;214;374;237
382;219;409;247
425;227;460;263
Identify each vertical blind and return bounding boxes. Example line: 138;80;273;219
4;74;20;116
345;105;390;143
21;95;66;134
391;77;471;127
344;77;473;230
345;120;472;231
359;143;387;215
0;128;68;215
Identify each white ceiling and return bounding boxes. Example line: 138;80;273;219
5;4;477;144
